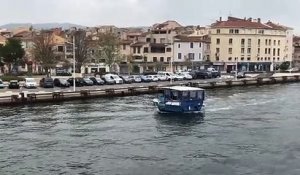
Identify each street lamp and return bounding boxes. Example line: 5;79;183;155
72;36;76;92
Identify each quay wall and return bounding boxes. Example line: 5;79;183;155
0;75;299;107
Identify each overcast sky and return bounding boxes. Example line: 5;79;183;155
1;0;299;32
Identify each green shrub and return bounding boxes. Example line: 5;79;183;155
0;76;25;82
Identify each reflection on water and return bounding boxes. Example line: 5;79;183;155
1;84;300;174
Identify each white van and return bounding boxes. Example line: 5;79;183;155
24;78;37;89
157;71;177;81
103;74;123;84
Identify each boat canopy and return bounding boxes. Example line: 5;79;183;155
161;86;204;92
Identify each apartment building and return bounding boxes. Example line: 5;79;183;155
210;16;293;72
173;35;210;71
293;36;300;67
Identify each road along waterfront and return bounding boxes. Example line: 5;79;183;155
0;83;300;174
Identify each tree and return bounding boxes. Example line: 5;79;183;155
96;32;122;72
1;38;25;74
32;32;61;75
279;61;290;71
73;30;90;73
126;54;134;75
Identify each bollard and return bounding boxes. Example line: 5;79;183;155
225;80;232;87
256;78;263;85
19;92;26;102
270;77;276;84
282;76;288;82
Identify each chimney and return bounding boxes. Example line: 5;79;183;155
248;17;252;22
258;18;261;23
219;17;222;22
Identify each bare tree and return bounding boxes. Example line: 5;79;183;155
73;30;90;73
32;32;61;75
95;32;122;72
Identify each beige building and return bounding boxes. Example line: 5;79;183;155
293;36;300;67
210;16;293;72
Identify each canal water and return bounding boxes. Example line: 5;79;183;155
1;84;300;175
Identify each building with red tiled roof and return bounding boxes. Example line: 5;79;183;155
210;16;294;73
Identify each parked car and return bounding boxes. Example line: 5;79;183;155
0;79;5;89
148;75;159;82
89;77;105;85
140;75;152;82
132;75;142;83
120;75;133;84
83;78;94;86
40;78;54;88
207;67;221;78
177;72;193;80
237;72;246;79
24;78;37;89
191;70;212;79
103;74;123;84
8;80;20;89
67;78;85;87
174;73;185;81
54;78;70;87
102;75;116;85
157;74;168;81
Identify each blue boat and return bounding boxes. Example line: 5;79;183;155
153;86;205;114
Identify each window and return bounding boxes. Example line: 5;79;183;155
146;38;151;42
144;57;148;62
167;57;171;62
217;29;221;34
216;39;220;44
258;30;264;34
228;48;233;54
247;48;251;54
133;47;137;53
229;38;233;44
199;53;202;59
144;47;149;53
274;40;276;46
265;39;268;45
241;57;245;61
278;40;281;46
257;57;260;61
277;57;280;61
166;48;172;52
268;57;271;61
199;43;202;47
123;44;126;50
268;48;271;54
278;49;280;56
265;57;267;61
228;57;232;61
216;48;220;53
241;48;245;54
258;39;261;46
248;39;252;46
178;44;181;48
247;57;251;61
241;39;245;46
258;48;260;54
265;48;268;54
235;29;239;34
273;48;276;56
57;46;64;52
190;42;194;48
153;57;157;62
269;39;271;45
160;57;164;62
137;47;141;54
188;53;195;60
178;53;182;59
273;57;276;61
229;29;234;34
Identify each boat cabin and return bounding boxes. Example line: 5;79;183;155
160;86;205;102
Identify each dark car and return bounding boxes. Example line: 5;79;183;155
140;75;152;82
190;70;212;79
54;78;70;87
67;78;85;87
207;68;221;78
8;80;20;89
120;75;132;84
89;77;105;85
40;78;54;88
83;78;94;86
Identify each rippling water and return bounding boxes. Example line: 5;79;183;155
1;84;300;175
